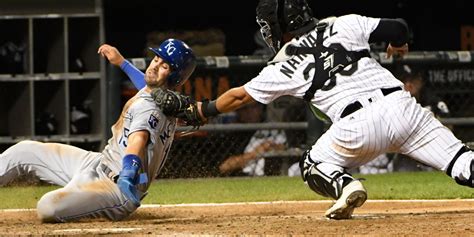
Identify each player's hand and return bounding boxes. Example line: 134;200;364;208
117;175;141;207
386;43;408;59
98;44;125;66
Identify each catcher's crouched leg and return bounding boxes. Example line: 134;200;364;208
300;150;367;220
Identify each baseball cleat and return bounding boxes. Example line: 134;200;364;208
324;180;367;220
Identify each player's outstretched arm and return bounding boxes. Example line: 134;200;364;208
98;44;146;90
198;86;256;120
151;86;256;126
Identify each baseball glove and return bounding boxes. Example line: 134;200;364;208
151;87;205;127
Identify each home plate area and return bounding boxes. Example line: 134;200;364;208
1;200;473;235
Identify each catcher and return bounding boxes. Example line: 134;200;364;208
151;0;474;220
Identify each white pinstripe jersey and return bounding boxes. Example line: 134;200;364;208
101;89;176;190
244;14;404;123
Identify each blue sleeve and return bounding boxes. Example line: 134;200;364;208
120;60;146;90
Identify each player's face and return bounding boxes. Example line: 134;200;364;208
145;56;172;87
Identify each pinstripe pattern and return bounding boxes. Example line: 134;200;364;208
245;14;404;122
309;90;464;169
245;14;472;182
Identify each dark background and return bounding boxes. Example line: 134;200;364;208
103;0;474;177
103;0;473;57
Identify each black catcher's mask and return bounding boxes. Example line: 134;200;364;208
256;0;316;54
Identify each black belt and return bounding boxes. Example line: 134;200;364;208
340;87;402;118
100;163;119;183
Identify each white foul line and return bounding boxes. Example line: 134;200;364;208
2;199;473;212
140;199;474;208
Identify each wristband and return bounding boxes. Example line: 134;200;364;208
201;100;221;118
120;154;148;185
121;154;141;178
123;154;141;168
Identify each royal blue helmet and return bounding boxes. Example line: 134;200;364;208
149;39;196;88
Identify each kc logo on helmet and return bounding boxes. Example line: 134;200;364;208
164;41;176;56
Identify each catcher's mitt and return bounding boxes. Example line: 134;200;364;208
151;87;205;127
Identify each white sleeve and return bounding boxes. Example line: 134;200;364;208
244;65;302;104
336;14;381;50
344;14;381;43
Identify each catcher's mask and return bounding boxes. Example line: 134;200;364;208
149;39;196;88
256;0;317;54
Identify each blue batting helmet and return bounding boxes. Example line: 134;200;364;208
149;39;196;88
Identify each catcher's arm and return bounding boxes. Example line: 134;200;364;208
386;43;408;59
198;86;255;120
152;85;255;127
368;18;409;59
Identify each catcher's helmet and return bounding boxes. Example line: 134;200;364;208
256;0;317;54
149;39;196;88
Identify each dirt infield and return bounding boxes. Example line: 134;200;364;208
1;200;473;236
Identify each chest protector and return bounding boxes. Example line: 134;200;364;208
285;22;371;101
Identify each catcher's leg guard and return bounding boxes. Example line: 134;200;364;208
300;150;367;219
446;146;474;188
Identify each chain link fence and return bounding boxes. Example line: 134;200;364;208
111;52;474;178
